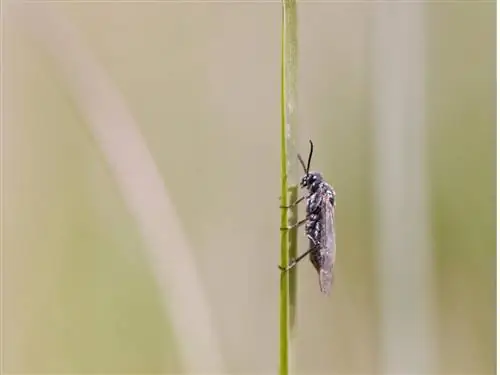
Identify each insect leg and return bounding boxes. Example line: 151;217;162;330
280;217;307;231
280;196;306;209
278;245;317;272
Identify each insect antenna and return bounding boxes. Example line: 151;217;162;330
306;140;314;174
297;140;315;175
298;154;307;174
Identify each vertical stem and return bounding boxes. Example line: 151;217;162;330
280;0;299;375
283;0;299;335
284;0;300;334
279;3;290;373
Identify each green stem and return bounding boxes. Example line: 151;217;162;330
279;2;290;371
280;0;298;375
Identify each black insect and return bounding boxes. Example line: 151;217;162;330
280;140;336;294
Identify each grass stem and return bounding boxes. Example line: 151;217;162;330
279;0;298;374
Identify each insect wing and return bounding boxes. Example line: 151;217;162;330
319;188;336;294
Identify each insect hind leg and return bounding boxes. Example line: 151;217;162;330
278;244;318;272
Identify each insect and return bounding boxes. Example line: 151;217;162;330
279;140;336;294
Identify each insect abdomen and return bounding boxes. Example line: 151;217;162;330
307;215;323;273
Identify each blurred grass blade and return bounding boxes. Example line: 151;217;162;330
14;4;226;373
288;185;299;329
371;3;437;374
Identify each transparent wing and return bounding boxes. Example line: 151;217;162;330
319;189;336;294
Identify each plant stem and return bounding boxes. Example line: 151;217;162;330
287;184;298;330
280;0;299;374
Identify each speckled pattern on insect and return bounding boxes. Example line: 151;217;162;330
280;140;336;295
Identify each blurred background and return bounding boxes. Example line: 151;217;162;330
3;1;495;374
